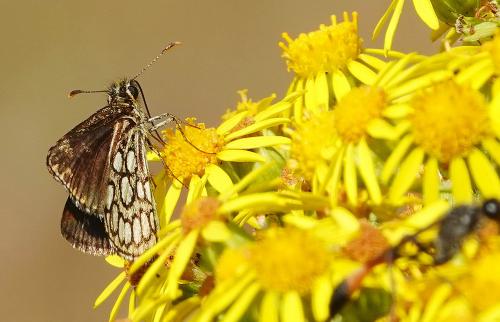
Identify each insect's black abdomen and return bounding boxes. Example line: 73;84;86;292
61;197;114;256
434;205;481;264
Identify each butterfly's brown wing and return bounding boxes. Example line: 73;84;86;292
103;122;159;260
47;105;136;215
60;197;114;256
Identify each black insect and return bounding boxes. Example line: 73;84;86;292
47;43;180;260
330;199;500;317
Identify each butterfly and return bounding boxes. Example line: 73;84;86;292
47;43;180;260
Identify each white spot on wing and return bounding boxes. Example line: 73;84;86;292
137;181;144;199
133;218;141;244
120;177;133;205
144;181;152;202
149;212;156;230
119;218;125;242
112;205;119;232
106;185;114;210
113;151;123;172
126;150;136;173
125;222;132;244
141;213;150;238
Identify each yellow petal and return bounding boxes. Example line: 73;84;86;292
449;157;473;203
387;70;452;100
357;53;387;71
108;282;131;322
202;221;231;242
160;180;183;224
373;0;398;41
197;271;255;322
347;60;377;85
412;0;439;30
217;149;266;163
420;284;452;322
254;93;299;121
105;255;125;268
483;138;500;166
128;289;136;316
343;143;358;205
326;146;345;206
468;149;500;198
206;164;233;194
147;150;161;161
129;229;181;274
293;78;306;123
312;275;333;322
225;136;291;150
389;147;424;202
220;283;260;322
381;135;413;184
315;72;329;110
331;70;351;101
422;157;440;204
356;139;382;204
166;229;200;299
366;118;399;140
456;59;494;89
304;75;318;111
94;272;126;309
330;207;360;234
260;291;280;322
217;111;249;136
384;0;405;51
382;103;412;119
281;291;305;322
136;239;177;295
224;118;290;141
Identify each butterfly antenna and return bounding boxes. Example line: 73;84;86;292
68;89;107;98
132;42;182;80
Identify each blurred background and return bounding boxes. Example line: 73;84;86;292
0;1;434;321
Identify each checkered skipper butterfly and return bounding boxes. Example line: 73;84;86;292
47;43;180;260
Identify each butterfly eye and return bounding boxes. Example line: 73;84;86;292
128;85;139;99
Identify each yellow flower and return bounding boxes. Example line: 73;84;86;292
374;0;439;51
192;213;361;322
280;12;393;121
302;54;453;207
382;79;500;204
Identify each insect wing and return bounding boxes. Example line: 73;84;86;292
103;122;159;260
47;105;135;215
61;197;114;256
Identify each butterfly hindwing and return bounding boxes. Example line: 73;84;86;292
104;121;159;260
61;197;114;256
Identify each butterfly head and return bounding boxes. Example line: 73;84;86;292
108;79;141;105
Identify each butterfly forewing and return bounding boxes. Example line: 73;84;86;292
47;105;135;215
104;119;159;260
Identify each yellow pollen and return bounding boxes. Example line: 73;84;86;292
290;111;337;180
334;86;387;143
162;119;224;184
279;12;362;77
410;81;490;163
181;197;221;233
249;227;330;294
483;31;500;74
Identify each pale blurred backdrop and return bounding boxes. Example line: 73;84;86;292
0;1;433;321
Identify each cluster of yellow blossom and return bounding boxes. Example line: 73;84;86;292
95;2;500;322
